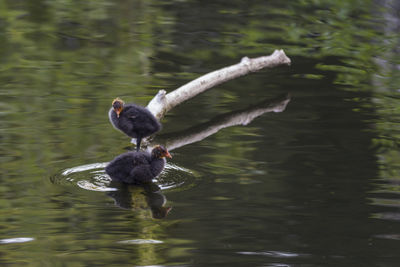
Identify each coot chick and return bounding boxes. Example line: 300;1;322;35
105;145;172;184
109;97;161;151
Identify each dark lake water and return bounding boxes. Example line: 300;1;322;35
1;0;400;266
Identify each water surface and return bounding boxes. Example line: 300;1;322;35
1;0;400;266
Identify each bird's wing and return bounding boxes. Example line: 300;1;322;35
130;164;154;182
123;106;142;120
132;153;151;166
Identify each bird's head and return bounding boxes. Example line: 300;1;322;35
112;97;124;118
151;145;172;159
152;206;172;219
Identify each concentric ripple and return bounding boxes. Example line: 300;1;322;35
51;161;198;192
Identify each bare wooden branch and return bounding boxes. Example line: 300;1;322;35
147;49;291;119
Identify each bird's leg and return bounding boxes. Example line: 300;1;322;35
136;136;142;151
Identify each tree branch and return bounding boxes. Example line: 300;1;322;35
147;49;291;119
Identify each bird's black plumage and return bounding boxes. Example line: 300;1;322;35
105;146;171;184
109;98;161;151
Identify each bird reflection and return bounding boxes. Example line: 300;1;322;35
107;182;172;219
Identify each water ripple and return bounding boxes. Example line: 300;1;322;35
0;237;35;244
61;162;108;176
117;239;163;244
51;161;197;193
237;250;310;258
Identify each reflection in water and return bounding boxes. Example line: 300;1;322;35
153;93;290;151
374;234;400;241
107;182;172;219
369;0;400;233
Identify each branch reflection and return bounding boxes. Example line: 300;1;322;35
152;93;291;151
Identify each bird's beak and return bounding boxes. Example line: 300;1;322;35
165;151;172;158
115;108;122;118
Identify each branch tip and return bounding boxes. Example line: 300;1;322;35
241;56;250;63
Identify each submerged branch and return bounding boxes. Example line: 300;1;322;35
146;50;291;119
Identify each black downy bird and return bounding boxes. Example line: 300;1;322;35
105;145;172;184
109;97;161;151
